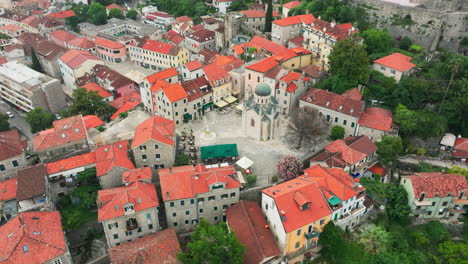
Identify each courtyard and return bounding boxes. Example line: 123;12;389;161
178;108;330;186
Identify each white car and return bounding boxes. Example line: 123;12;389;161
55;113;62;120
6;111;13;118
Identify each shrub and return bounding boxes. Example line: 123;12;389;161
416;148;427;156
96;125;106;132
174;153;190;166
277;155;303;180
271;175;278;183
330;125;345;140
246;174;257;186
119;112;128;119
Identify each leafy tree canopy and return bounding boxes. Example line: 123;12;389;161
362;28;394;56
65;87;114;118
0;113;10;132
26;107;54;133
126;9;138;20
108;7;124;19
385;185;411;224
330;125;345;140
394;104;447;138
177;219;245;264
376;136;403;168
87;3;108;25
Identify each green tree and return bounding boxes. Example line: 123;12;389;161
87;3;107;25
319;221;347;261
359;226;391;255
437;241;468;264
126;9;138;20
264;0;273;32
174;153;190;166
30;48;44;73
328;37;370;93
386;185;411;223
108;7;124;19
362;29;393;56
177;219;245;264
394;104;447;138
0;113;10;132
376;136;403;168
67;88;114;118
66;4;89;32
246;174;257;186
330;125;345;140
360;177;388;203
26;107;54;133
447;166;468;179
228;0;247;11
399;36;412;50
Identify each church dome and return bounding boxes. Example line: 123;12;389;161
255;83;271;96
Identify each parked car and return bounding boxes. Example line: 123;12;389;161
6;111;13;118
55;113;61;120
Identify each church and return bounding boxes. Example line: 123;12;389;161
242;83;281;141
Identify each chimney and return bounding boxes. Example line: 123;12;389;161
330;20;336;28
280;210;286;221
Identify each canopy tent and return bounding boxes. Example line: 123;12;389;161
440;133;456;147
200;144;238;160
235;104;243;111
236;156;254;170
224;95;238;104
214;100;228;108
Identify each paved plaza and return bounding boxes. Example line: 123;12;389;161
178;108;330;186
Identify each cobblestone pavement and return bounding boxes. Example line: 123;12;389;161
178;109;330;186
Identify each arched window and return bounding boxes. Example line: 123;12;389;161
251;119;255;127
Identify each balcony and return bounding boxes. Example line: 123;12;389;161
450;206;465;214
126;218;139;231
336;206;366;224
304;231;320;240
454;199;468;205
413;199;432;206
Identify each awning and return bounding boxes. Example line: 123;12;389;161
203;102;213;110
328;196;342;206
236;171;246;184
200;144;238;159
214;100;228;108
183;113;192;120
236;104;243;111
224;95;238;104
236;156;254;169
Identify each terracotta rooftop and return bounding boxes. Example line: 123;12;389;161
97;181;159;221
109;91;141;109
174;16;192;23
33;115;87;151
162;83;188;103
50;30;76;43
59;49;101;69
320;136;377;166
300;88;365;118
273;14;315;27
0;130;27;161
95;140;135;177
0;211;67;264
202;63;230;86
341;88;362;100
106;3;125;11
307;19;356;41
46;152;96;175
184;60;203;71
403;172;468;198
82;82;112;99
46;10;75;19
226;201;281;264
110;101;140;120
163;30;185;45
453;138;468;158
146;67;178;84
181;76;211;102
93;64;135;90
67;37;95;49
132;115;176;148
359;107;393;132
140;39;181;56
187;29;215;43
300;64;323;78
122;167;153;185
159;164;240;201
94;37;124;49
82;115;105;130
283;0;301;9
0;177;17;201
374;52;415;72
262;176;332;233
108;229;181;264
16;164;46;201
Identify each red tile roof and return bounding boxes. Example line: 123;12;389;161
59;49;101;69
368;163;387;177
283;0;301;9
159;165;240;201
341;88;362;100
150;79;171;93
374;52;415;72
0;130;27;161
162;83;188;103
46;10;75;19
209;55;244;71
82;82;112;98
359;107;393;132
109;91;141;109
97;181;159;221
302;164;364;202
0;177;17;201
175;16;192;23
301;64;323;78
202;63;230;86
262;176;332;233
94;37;124;49
50;29;76;43
246;56;280;73
33;115;87;151
16;164;46;201
300;88;365;118
163;30;185;45
82;115;105;130
189;24;204;33
122;167;153;185
323;136;377;165
240;10;280;18
308;19;355;41
67;37;95;49
185;60;203;71
453;138;468;158
0;56;7;65
141;39;181;56
132;116;176;148
226;201;281;264
109;229;181;264
95;141;135;177
239;36;288;55
403;172;468;198
110;101;140;120
146;68;178;84
46;152;96;175
0;211;67;264
187;29;215;43
273;13;315;26
288;36;304;47
106;3;125;11
181;76;211;102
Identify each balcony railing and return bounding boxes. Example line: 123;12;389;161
304;231;320;239
336;206;366;224
126;218;139;231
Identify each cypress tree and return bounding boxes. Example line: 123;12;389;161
264;0;273;32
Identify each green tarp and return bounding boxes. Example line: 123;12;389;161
183;113;192;120
200;144;238;160
328;196;342;206
203;102;213;110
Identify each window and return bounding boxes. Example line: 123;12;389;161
343;120;347;126
326;115;330;122
172;212;176;217
137;227;142;233
223;205;228;210
173;222;178;226
442;201;448;206
390;69;396;74
214;216;218;221
12;160;19;167
125;231;132;236
251;119;255;127
199;208;204;213
154;144;159;149
295;242;300;248
0;164;5;171
297;229;301;236
142;154;147;160
334;117;339;122
155;154;161;159
148;224;153;229
53;260;62;264
180;200;185;206
427;211;431;216
380;66;386;71
432;202;436;206
214;206;218;211
185;211;190;215
351;122;355;128
113;234;119;239
146;213;151;219
185;220;189;225
170;202;175;207
320;219;325;225
190;199;195;204
230;192;236;197
139;145;146;151
208;196;215;201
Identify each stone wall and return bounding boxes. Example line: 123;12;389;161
352;0;468;53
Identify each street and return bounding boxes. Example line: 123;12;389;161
0;100;33;140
